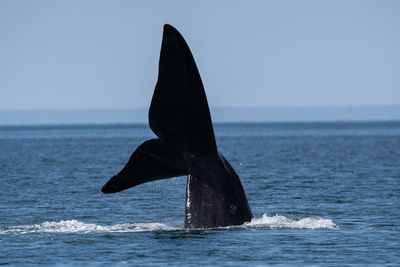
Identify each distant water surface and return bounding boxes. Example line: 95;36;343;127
0;122;399;265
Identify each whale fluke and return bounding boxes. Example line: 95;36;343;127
102;139;187;193
102;24;253;228
149;24;217;154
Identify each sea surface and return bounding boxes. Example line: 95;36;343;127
0;122;399;266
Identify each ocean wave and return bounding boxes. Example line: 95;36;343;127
0;214;337;234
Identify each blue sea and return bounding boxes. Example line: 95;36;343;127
0;122;399;266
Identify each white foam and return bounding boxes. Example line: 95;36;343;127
0;220;178;234
0;214;337;234
244;213;338;230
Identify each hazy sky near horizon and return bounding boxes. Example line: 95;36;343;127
0;0;399;110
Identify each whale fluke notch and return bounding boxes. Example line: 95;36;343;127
102;24;253;228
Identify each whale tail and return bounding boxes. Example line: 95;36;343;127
102;24;252;228
102;24;217;193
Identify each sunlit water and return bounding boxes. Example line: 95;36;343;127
0;122;399;265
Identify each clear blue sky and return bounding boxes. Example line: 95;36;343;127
0;0;399;110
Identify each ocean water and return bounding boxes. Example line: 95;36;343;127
0;122;399;265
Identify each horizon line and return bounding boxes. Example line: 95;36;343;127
1;104;400;112
1;106;399;126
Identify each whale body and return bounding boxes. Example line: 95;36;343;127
102;24;253;228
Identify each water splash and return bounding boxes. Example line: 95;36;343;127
0;214;337;234
0;220;178;234
244;213;338;230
